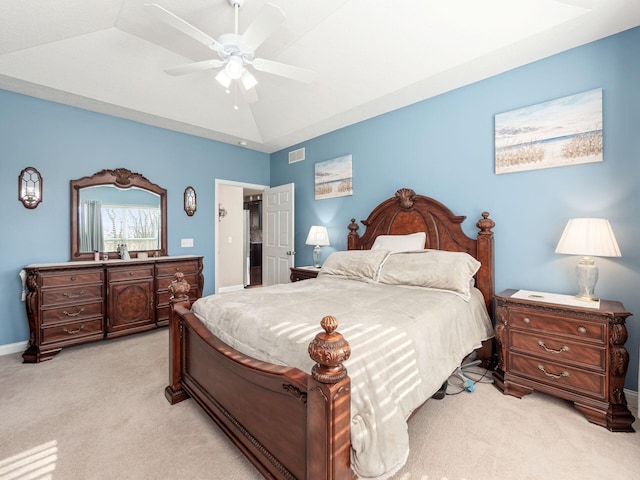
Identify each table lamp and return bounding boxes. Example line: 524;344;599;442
555;218;621;301
305;226;330;267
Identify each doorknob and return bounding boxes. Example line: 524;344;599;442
286;251;296;255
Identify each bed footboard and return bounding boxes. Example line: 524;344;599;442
167;274;352;480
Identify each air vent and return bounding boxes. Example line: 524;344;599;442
288;147;306;164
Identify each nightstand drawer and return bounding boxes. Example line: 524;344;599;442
510;307;605;344
509;330;605;370
510;353;605;400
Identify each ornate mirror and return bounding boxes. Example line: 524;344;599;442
70;168;168;261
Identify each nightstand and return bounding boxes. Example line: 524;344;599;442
493;289;635;432
290;266;320;282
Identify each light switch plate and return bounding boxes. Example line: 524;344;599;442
181;238;194;248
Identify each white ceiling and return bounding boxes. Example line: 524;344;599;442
1;0;639;153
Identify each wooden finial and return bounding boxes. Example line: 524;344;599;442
169;271;191;303
308;316;351;384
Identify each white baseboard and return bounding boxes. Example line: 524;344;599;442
0;341;28;357
625;388;639;414
218;284;246;294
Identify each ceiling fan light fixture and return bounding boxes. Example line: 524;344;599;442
241;70;258;90
216;69;232;88
225;55;244;80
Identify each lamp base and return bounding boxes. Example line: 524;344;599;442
313;245;321;268
575;256;599;302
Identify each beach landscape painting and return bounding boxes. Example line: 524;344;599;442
315;154;353;200
495;88;603;174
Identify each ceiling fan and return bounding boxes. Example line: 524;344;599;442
145;1;315;103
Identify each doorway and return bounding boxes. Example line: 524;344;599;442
215;179;267;294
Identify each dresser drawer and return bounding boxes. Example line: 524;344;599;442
41;318;104;344
156;273;199;291
510;353;605;400
509;307;605;344
41;284;103;306
156;261;199;277
41;270;103;287
41;301;104;325
509;330;605;370
108;266;154;282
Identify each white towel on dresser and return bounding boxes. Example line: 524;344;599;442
20;269;27;301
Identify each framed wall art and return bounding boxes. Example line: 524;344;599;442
495;88;603;174
314;154;353;200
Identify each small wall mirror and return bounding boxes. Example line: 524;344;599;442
70;168;167;260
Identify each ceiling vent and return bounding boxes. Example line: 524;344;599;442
288;147;306;164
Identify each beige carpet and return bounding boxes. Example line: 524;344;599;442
0;329;638;480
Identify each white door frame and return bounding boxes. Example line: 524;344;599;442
214;178;268;294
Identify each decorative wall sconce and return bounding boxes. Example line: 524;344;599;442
184;186;197;216
18;167;43;209
218;204;228;221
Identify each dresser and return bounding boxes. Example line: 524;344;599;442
493;289;635;432
23;256;203;363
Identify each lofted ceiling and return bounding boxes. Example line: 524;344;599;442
1;0;639;153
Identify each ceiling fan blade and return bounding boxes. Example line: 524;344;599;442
252;58;316;84
240;3;285;52
240;82;259;104
144;3;223;52
165;59;225;76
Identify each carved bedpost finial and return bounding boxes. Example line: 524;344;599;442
477;212;495;235
395;188;416;209
348;218;359;236
169;272;191;303
308;316;351;384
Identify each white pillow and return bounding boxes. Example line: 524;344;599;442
378;249;481;300
371;232;426;253
318;249;391;283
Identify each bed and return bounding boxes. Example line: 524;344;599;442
165;188;496;480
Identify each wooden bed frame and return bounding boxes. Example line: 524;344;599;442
165;188;495;480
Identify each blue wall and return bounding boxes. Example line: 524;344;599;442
1;27;639;392
271;27;640;390
0;91;269;346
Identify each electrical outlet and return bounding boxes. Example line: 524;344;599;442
181;238;194;248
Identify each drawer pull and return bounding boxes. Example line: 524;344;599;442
577;326;587;334
129;272;134;276
62;290;85;299
537;341;569;354
63;325;85;335
62;307;85;317
538;365;569;379
522;317;531;324
70;276;76;281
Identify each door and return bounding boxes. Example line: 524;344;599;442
262;183;294;286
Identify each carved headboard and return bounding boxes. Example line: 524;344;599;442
347;188;495;316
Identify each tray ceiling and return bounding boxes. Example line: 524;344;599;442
1;0;638;153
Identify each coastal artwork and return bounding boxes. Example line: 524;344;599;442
315;154;353;200
495;88;603;174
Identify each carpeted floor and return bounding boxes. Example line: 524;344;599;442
1;329;638;480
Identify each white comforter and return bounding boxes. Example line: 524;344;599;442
192;276;493;479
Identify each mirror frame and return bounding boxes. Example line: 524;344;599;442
70;168;168;261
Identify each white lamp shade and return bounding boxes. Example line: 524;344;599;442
555;218;621;257
215;69;232;88
305;226;330;246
